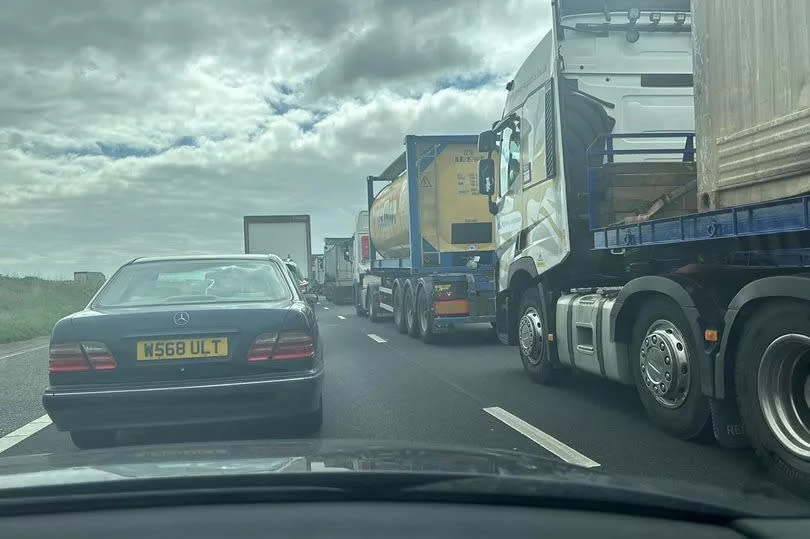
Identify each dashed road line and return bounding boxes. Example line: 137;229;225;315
484;406;600;468
337;315;346;320
0;344;48;362
323;306;329;310
0;414;52;455
367;334;387;343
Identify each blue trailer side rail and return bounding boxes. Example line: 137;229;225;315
587;133;810;249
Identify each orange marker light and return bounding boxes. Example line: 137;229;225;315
704;329;719;342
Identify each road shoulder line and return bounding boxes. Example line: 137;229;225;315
0;414;53;454
0;344;48;362
484;406;600;468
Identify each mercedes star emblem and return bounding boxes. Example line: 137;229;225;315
173;311;190;326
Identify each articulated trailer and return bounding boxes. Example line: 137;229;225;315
477;0;810;492
355;135;498;342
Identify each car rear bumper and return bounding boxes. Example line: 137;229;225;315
42;368;323;432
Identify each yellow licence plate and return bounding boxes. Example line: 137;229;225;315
136;338;229;361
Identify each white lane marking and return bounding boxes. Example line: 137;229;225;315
367;334;387;343
483;406;600;469
0;344;48;362
323;307;329;310
337;315;346;320
0;414;53;454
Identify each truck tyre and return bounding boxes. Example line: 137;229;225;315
70;429;116;450
518;288;553;384
631;296;709;440
369;291;382;323
393;284;407;333
355;286;366;317
405;286;420;337
734;300;810;496
417;287;437;344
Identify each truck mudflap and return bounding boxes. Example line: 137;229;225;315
709;398;748;448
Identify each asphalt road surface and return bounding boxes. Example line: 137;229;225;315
0;302;787;495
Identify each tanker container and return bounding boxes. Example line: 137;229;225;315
356;135;499;343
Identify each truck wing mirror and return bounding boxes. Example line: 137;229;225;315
478;130;497;153
478;158;495;196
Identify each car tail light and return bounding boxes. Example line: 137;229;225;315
248;331;315;362
273;331;315;360
49;343;89;373
49;342;117;373
247;333;278;362
82;342;117;370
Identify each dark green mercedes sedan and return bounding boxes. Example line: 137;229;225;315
42;255;323;449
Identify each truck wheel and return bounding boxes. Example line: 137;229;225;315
393;285;407;333
355;286;367;316
734;301;810;496
369;292;382;323
631;297;709;440
417;287;437;344
518;288;553;384
70;429;116;450
405;286;420;337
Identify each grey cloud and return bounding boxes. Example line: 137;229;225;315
0;1;549;278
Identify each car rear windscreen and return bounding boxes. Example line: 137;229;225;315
94;259;292;307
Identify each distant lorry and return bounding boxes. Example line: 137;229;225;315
311;254;325;294
243;215;312;279
477;0;810;491
352;211;371;316
324;237;354;304
354;135;498;342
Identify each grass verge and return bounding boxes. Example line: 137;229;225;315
0;275;101;343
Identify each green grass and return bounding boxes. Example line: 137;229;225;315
0;275;102;343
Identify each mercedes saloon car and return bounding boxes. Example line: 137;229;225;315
42;254;323;449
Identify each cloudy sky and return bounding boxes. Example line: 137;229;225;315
0;0;551;279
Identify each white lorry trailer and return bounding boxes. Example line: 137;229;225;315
324;237;354;304
477;0;810;492
243;215;312;279
352;211;371;316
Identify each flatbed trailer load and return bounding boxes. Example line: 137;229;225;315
476;0;810;493
354;135;498;342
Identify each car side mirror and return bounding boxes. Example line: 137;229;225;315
478;158;495;195
304;293;318;306
478;130;497;153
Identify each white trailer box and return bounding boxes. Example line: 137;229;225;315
243;215;312;279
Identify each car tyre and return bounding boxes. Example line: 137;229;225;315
70;429;116;450
734;300;810;496
297;397;323;436
631;296;710;440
